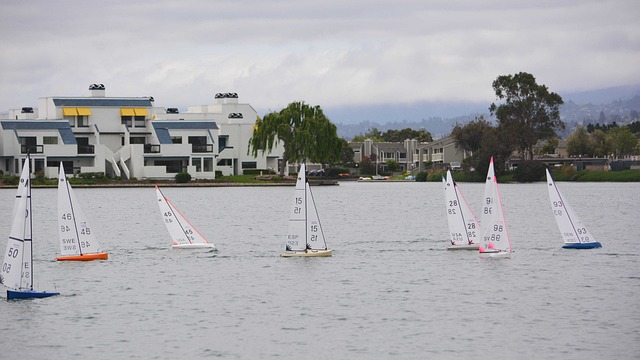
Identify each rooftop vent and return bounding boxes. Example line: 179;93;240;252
89;83;106;97
21;107;34;113
166;108;179;114
215;92;238;99
148;96;154;102
228;113;243;119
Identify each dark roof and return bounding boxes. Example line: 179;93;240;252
151;121;219;144
1;121;76;144
372;142;406;152
52;98;152;107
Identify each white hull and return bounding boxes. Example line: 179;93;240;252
172;243;216;249
479;250;511;258
447;244;480;251
280;249;333;257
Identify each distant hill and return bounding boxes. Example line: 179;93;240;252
334;84;640;139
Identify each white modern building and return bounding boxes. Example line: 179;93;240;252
0;84;283;179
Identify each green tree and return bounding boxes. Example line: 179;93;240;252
450;116;511;174
608;126;638;159
489;72;565;160
451;116;493;154
385;159;399;172
566;126;593;157
337;138;354;165
590;129;611;157
352;127;384;142
359;156;375;175
540;137;559;155
382;128;433;142
248;101;341;175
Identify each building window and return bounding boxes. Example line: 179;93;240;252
218;135;230;152
193;157;202;172
203;158;213;172
78;116;89;127
43;136;59;145
217;159;232;166
34;159;44;173
134;116;145;127
171;136;182;144
130;137;145;145
121;116;133;127
65;116;76;127
242;161;257;169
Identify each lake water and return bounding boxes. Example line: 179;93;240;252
0;181;638;359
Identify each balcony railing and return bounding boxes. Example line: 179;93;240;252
21;145;43;154
144;144;161;153
192;144;214;153
77;144;95;154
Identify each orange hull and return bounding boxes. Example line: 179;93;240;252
56;252;109;261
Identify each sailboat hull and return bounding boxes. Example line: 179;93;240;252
172;243;217;249
7;289;60;300
280;249;333;257
562;242;602;249
447;244;480;251
56;252;109;261
479;249;512;258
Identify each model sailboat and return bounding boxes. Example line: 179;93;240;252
57;164;108;261
545;169;602;249
443;170;480;250
281;163;332;257
478;157;512;257
155;186;216;249
1;156;59;300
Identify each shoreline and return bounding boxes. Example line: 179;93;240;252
0;179;341;189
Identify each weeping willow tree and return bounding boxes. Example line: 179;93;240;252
248;101;342;175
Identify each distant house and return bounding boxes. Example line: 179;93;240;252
349;136;468;173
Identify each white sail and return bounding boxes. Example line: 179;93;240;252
57;164;100;256
156;186;213;247
2;159;32;291
444;170;479;246
285;163;309;252
480;157;511;253
546;169;599;247
305;184;327;250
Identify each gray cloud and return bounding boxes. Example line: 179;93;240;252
1;0;638;119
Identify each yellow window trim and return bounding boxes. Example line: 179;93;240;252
120;108;135;116
63;108;78;116
76;107;92;116
134;108;148;116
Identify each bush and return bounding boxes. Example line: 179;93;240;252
2;175;19;185
415;171;428;182
513;161;546;182
76;172;108;181
324;167;349;177
175;172;192;183
243;169;276;175
427;170;446;182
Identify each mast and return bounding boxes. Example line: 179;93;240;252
304;163;309;250
452;182;471;244
27;154;33;290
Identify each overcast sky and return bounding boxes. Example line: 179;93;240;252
1;0;638;121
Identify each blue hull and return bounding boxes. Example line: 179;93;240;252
562;242;602;249
7;290;60;300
